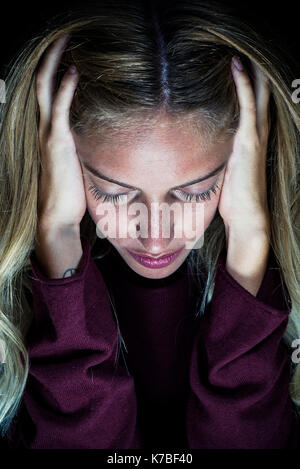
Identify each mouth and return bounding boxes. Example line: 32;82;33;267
126;246;184;269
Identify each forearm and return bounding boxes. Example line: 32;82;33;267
225;227;270;296
35;222;83;279
7;237;142;449
187;252;296;449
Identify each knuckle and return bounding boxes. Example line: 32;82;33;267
44;135;55;153
35;67;46;86
239;128;260;150
52;110;67;130
242;101;256;113
239;73;252;89
44;134;65;154
35;76;44;97
59;78;70;93
48;118;70;142
51;100;66;119
52;86;71;113
45;134;70;156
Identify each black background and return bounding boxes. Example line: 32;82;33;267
0;0;299;78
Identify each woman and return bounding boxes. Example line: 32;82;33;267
0;0;299;449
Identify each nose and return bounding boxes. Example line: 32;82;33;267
130;200;178;255
137;233;172;256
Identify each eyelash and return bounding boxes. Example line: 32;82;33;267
88;184;129;205
88;181;220;205
174;182;220;202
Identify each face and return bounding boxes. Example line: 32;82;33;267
73;115;233;279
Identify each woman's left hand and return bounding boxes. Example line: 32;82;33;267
217;56;271;295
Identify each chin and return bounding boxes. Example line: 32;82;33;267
129;264;178;279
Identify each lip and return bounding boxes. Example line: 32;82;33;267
126;246;184;269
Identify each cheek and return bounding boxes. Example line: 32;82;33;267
86;194;128;243
182;198;220;241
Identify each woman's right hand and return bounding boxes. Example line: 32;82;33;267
34;34;86;278
36;34;86;230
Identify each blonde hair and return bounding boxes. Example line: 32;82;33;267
0;0;299;438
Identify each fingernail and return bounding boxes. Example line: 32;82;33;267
232;56;243;71
69;65;77;74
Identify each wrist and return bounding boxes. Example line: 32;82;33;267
226;231;270;267
224;212;271;242
35;223;83;279
225;223;270;247
225;230;270;297
37;221;81;243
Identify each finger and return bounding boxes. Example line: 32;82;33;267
36;35;70;135
51;65;79;134
231;56;257;137
250;61;270;142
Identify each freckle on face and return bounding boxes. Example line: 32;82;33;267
73;117;233;279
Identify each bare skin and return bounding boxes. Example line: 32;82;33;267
35;35;84;278
72;123;233;280
222;56;270;295
35;35;270;296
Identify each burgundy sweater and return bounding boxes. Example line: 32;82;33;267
2;236;300;449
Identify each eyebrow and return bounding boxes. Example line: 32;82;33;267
81;160;227;190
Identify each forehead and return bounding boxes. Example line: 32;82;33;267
74;115;232;181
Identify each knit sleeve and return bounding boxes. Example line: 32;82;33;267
186;249;300;448
4;236;142;449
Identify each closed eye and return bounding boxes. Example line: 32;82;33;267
88;184;130;206
88;180;220;205
173;181;220;202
